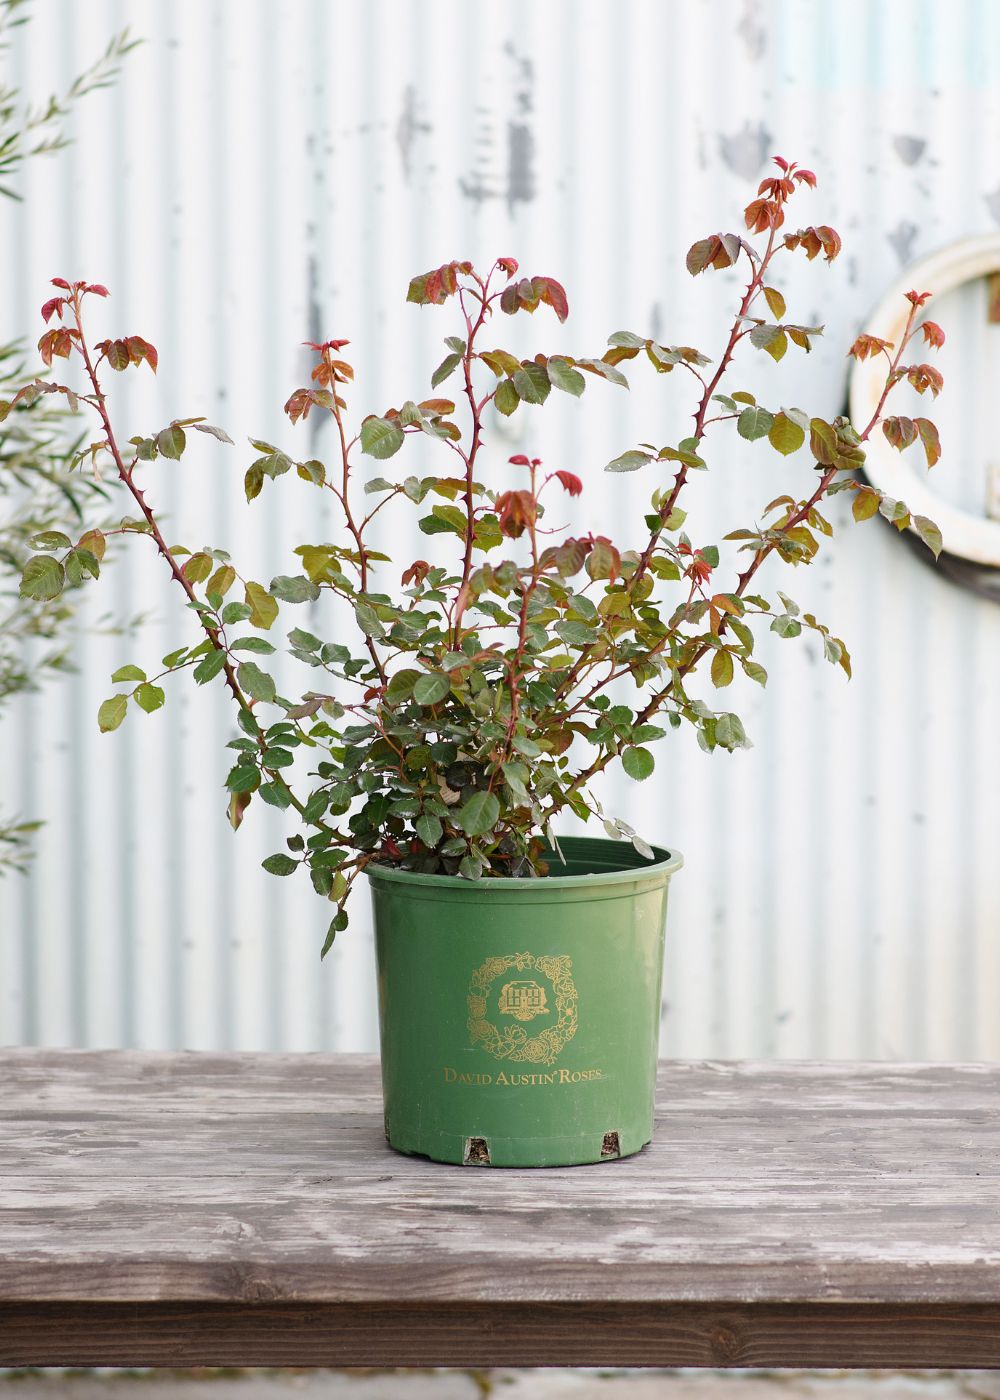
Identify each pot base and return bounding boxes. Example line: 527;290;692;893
384;1120;651;1168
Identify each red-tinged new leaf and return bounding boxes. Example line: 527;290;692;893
50;277;71;290
85;283;109;297
915;417;941;467
40;297;64;323
407;261;464;307
106;339;130;372
554;470;583;497
37;328;73;367
533;276;569;323
745;199;783;234
920;320;945;349
906;363;944;397
497;256;519;277
848;333;893;361
496;489;536;539
883;416;918;452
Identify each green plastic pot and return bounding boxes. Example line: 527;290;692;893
367;835;682;1168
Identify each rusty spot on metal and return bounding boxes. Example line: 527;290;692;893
986;272;1000;323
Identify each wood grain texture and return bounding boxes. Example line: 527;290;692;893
2;1051;1000;1366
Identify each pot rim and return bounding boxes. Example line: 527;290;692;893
366;833;683;891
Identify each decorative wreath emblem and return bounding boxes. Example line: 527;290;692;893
467;953;578;1066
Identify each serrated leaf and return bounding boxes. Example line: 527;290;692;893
262;853;298;876
415;813;443;847
431;351;463;388
156;424;186;459
245;580;279;630
852;488;880;522
737;406;774;441
111;664;146;683
711;650;734;687
19;554;65;601
360;415;405;459
456;789;500;837
98;694;128;732
193;649;228;684
763;286;786;320
767;412;805;455
622;746;655;781
191;422;234;444
913;514;943;559
238;660;276;703
413;672;451;705
512;361;550;405
29;530;71;550
135;683;165;713
269;574;320;604
606;449;652;473
547;357;586;396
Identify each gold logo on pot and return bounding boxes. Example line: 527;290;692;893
468;953;577;1066
498;979;548;1021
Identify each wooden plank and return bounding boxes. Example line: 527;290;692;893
5;1302;1000;1369
2;1051;1000;1366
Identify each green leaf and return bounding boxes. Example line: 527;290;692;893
98;694;128;733
770;615;802;638
413;672;451;705
321;910;349;958
547;357;586;396
135;683;165;713
415;813;443;848
231;636;275;654
575;357;629;388
456;789;500;837
512;361;550;405
494;379;520;416
354;600;386;638
737;406;774;441
193;649;228;684
269;574;320;604
606;449;652;473
431;351;463;388
360;415;405;459
245;581;279;630
191;422;234;444
28;530;72;550
913;514;943;559
622;747;655;781
156;424;186;459
111;664;146;683
238;660;277;703
711;650;734;688
262;853;298;876
19;554;65;601
767;412;805;455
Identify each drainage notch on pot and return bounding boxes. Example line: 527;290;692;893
463;1137;491;1166
600;1131;621;1159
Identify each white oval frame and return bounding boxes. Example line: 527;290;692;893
848;234;1000;568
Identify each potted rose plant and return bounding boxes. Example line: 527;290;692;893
7;159;944;1167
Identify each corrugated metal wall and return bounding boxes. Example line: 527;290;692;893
2;0;999;1059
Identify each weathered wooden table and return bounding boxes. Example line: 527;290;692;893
2;1051;999;1368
